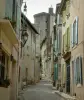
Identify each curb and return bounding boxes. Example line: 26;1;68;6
55;91;76;100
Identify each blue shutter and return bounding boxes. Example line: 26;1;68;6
74;60;77;84
75;16;78;44
79;57;83;84
71;23;73;47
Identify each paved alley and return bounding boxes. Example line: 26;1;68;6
21;80;62;100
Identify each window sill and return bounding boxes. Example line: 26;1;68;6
77;84;82;88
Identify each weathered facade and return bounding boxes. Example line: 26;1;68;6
34;7;55;81
58;0;84;100
53;3;62;89
0;0;21;100
20;13;40;87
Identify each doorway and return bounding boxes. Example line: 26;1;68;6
66;59;70;93
10;61;17;100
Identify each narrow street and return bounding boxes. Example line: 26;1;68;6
21;80;62;100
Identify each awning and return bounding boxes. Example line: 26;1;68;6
0;19;19;45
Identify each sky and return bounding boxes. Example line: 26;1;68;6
22;0;61;23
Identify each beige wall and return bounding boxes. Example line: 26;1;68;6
20;24;40;85
70;0;84;99
0;0;5;18
61;0;84;99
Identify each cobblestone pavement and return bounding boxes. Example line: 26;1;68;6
21;80;63;100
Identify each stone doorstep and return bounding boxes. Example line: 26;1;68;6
55;91;76;100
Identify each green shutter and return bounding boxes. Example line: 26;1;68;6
74;60;77;84
54;64;58;81
67;27;70;50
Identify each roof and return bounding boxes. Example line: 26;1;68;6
59;0;66;13
34;12;49;17
21;13;39;34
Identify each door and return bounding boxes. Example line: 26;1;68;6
10;61;17;100
66;60;70;93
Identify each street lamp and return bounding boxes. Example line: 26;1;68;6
21;30;28;47
22;2;27;12
24;2;27;12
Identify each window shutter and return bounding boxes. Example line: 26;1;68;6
54;64;56;81
67;27;70;50
71;23;74;47
58;31;60;53
79;57;83;84
75;16;78;44
56;64;58;80
74;60;77;84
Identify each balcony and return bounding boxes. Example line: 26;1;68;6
62;48;71;60
0;19;19;45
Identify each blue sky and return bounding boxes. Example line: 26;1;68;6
22;0;61;23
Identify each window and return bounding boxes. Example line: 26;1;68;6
73;56;83;85
72;16;78;47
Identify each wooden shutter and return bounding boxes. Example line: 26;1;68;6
5;0;13;20
54;64;56;81
56;64;58;80
65;32;67;51
58;30;60;53
67;27;70;50
74;60;77;84
75;16;78;44
79;57;83;84
71;23;74;47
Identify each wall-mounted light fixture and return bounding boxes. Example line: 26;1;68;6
22;2;27;12
20;29;28;47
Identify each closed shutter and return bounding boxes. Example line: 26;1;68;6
79;57;83;84
65;32;67;51
71;23;74;47
16;5;21;37
75;16;78;44
64;33;67;52
55;40;57;52
54;64;58;81
74;60;77;84
5;0;13;20
54;64;56;81
63;35;65;52
58;31;59;54
56;64;58;80
64;64;66;83
76;57;79;84
67;27;70;50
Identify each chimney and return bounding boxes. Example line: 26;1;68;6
49;6;53;15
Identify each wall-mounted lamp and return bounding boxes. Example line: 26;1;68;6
21;30;28;47
22;2;27;12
